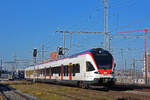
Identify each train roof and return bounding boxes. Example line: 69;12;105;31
26;48;110;69
70;48;108;57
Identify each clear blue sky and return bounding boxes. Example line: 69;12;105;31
0;0;150;68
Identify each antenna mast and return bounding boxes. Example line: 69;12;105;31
104;0;108;49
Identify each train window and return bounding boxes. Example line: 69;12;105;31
72;63;80;74
56;67;58;74
64;66;66;76
51;66;61;75
86;61;95;71
51;67;54;76
37;69;40;75
61;65;64;76
66;65;69;76
76;64;80;73
55;67;58;74
40;69;42;75
44;68;46;76
65;66;67;76
92;51;112;69
53;67;55;74
54;67;57;74
72;64;75;76
40;69;45;76
64;65;68;76
58;66;61;76
46;68;49;76
43;69;45;75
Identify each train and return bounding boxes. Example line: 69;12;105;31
0;69;25;81
25;48;116;88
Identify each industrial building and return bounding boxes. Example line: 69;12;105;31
143;52;150;78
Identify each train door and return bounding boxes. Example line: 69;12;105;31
44;67;46;80
49;67;51;79
69;64;72;80
61;65;64;80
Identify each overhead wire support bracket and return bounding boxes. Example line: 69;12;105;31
55;30;106;56
55;30;105;34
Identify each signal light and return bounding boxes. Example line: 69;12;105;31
58;47;63;55
33;48;37;57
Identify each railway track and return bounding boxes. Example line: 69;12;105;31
0;84;40;100
1;80;150;100
42;82;150;100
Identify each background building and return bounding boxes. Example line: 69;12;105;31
143;52;150;78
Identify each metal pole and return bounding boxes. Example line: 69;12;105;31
0;59;2;71
33;57;36;83
120;48;124;83
42;44;44;63
125;59;127;76
33;48;37;83
109;33;111;51
124;59;127;83
33;57;36;64
133;58;136;84
69;33;72;51
64;32;66;56
14;53;17;72
0;59;2;77
104;0;108;49
144;29;148;85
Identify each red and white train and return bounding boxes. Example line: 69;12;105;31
25;48;116;88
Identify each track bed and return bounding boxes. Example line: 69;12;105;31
1;80;150;100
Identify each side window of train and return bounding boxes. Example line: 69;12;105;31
40;69;42;75
64;65;68;76
51;67;53;76
72;64;75;76
75;64;80;73
86;61;95;71
53;67;55;74
41;69;44;76
64;66;66;76
58;66;61;76
46;68;49;76
67;65;69;76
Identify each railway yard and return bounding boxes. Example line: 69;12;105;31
0;81;41;100
1;0;150;100
0;80;150;100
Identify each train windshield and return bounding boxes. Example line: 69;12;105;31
91;50;113;70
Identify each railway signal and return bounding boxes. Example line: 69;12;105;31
58;47;63;55
33;48;37;58
33;48;37;64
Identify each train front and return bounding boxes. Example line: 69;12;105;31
90;48;116;86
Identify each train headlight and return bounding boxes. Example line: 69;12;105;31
98;50;102;53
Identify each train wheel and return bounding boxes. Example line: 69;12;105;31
79;81;83;88
79;82;89;89
77;81;80;88
105;80;115;88
84;83;89;89
81;83;86;89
